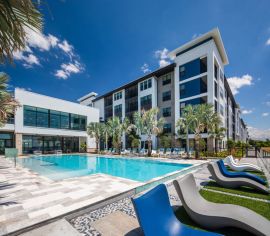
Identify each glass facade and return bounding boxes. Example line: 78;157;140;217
163;123;172;133
179;57;207;81
0;132;14;154
162;73;171;85
114;104;122;119
180;96;207;115
22;135;80;154
179;76;207;99
114;91;122;101
23;105;87;131
140;95;152;111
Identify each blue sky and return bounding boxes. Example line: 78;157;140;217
1;0;270;139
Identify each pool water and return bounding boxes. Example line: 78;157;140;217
17;155;192;182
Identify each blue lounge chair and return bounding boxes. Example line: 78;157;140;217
217;160;266;186
132;184;222;236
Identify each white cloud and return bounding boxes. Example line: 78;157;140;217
266;38;270;46
242;109;253;114
54;61;83;80
58;40;73;55
13;51;40;67
48;34;59;47
155;48;171;68
262;112;269;117
247;126;270;140
227;74;253;95
141;63;151;73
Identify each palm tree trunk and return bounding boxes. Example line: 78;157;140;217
195;139;200;159
147;137;152;157
186;127;190;158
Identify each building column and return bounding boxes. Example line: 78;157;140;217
15;133;23;156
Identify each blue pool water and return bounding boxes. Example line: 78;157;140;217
17;155;192;182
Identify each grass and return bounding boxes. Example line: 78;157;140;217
200;189;270;220
174;189;270;236
204;181;270;200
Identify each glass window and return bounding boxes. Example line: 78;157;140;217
79;115;86;131
61;112;70;129
162;107;171;117
215;100;218;112
140;79;152;91
70;114;80;130
50;110;61;129
114;104;122;118
180;76;207;99
220;70;224;83
140;95;152;110
220;87;224;99
214;81;218;98
162;91;171;101
220;104;224;116
24;105;37;126
180;96;207;116
163;123;172;133
214;64;218;79
179;57;207;81
162;74;171;85
36;108;49;128
114;91;122;101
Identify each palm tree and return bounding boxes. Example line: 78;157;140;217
0;73;20;127
131;108;164;157
107;117;130;154
87;122;104;153
209;126;226;153
0;0;43;64
102;122;111;151
176;105;195;158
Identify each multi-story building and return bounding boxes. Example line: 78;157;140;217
79;28;248;150
0;88;99;155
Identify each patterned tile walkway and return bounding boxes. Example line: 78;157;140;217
0;157;141;235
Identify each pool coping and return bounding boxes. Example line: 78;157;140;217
3;156;208;236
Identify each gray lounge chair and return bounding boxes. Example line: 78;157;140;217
208;162;269;194
173;174;270;236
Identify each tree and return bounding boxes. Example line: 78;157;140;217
0;0;43;64
107;117;130;154
227;139;235;154
209;126;226;153
131;108;164;156
176;105;195;158
159;135;172;150
102;122;111;150
87;122;104;153
0;73;20;127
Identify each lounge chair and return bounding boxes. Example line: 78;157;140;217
120;149;130;155
159;148;165;156
139;148;146;156
165;148;172;157
55;150;62;155
207;162;269;194
217;160;266;186
224;155;262;172
173;174;270;236
132;183;221;236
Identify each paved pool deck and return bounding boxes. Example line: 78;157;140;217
0;155;207;236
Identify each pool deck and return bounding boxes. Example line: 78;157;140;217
0;155;207;235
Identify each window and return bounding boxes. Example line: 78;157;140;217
215;100;218;112
162;91;171;101
60;112;70;129
114;104;122;118
180;96;207;115
140;79;152;91
105;95;113;106
114;91;122;101
214;64;218;79
214;81;218;98
140;95;152;110
163;123;172;133
50;110;61;129
220;70;224;83
179;76;207;99
220;87;224;99
23;105;86;131
220;104;224;116
162;74;171;85
179;57;207;81
162;107;171;117
36;108;49;128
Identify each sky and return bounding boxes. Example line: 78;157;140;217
1;0;270;139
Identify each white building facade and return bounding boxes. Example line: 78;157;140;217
79;28;248;150
0;89;99;155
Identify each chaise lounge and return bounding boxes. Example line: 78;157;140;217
132;183;222;236
217;160;266;185
173;174;270;236
207;162;269;194
224;155;262;172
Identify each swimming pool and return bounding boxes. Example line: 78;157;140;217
17;155;192;182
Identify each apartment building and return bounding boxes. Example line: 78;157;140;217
79;28;248;150
0;88;99;155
